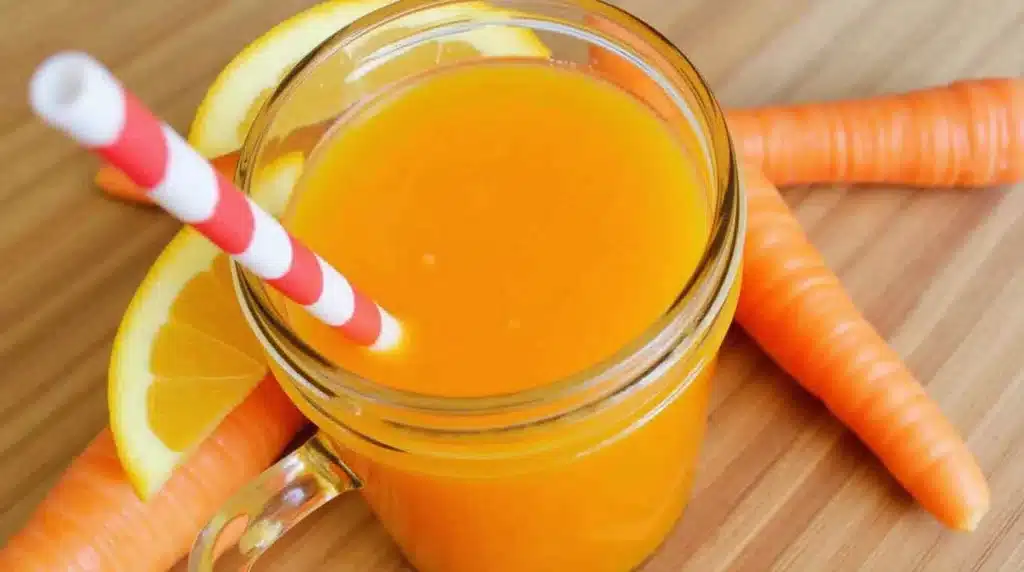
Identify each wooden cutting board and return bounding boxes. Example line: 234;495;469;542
1;1;1022;570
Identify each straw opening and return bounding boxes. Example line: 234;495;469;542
30;51;126;147
50;62;85;107
31;53;91;117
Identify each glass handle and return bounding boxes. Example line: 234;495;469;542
188;433;361;571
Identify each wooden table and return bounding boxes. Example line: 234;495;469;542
2;0;1022;570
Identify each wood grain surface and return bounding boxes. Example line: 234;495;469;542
2;1;1023;570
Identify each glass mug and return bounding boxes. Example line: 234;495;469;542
188;0;743;570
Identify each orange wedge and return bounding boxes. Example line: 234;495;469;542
108;155;303;499
187;0;550;158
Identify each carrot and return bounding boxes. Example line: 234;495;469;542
95;153;240;205
736;166;990;530
94;163;150;204
0;376;305;571
728;79;1024;188
584;18;1022;189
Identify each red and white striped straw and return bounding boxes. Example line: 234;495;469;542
29;52;401;352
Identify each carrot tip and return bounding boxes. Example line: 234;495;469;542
959;504;989;532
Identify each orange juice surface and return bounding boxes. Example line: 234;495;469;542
280;61;716;571
285;61;709;395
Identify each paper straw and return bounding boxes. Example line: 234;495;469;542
29;51;401;352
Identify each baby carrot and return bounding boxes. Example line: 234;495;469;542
736;166;990;530
728;79;1024;188
95;152;240;205
0;376;305;571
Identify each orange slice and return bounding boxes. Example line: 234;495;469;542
109;156;303;499
187;0;550;158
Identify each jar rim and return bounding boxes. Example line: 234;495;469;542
231;0;744;433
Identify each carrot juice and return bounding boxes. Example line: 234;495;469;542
271;60;722;571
